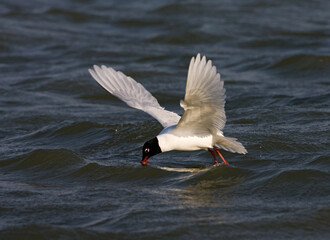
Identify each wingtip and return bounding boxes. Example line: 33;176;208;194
88;68;94;74
93;64;101;71
196;53;208;61
196;53;201;60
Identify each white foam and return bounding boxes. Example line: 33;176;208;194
158;166;211;173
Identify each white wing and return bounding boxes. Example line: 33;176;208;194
176;54;226;136
89;65;181;128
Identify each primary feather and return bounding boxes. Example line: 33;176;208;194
89;65;180;128
177;54;246;154
177;54;226;136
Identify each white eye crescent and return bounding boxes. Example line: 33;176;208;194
145;148;150;153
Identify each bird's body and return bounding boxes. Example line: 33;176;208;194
157;125;214;152
89;54;247;165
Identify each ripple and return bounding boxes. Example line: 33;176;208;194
0;225;114;240
288;93;330;106
269;54;330;72
1;0;330;238
269;169;329;183
148;31;222;45
0;149;83;171
308;156;330;168
49;121;109;137
69;162;176;183
152;3;185;14
256;169;330;198
45;8;94;22
181;165;252;189
115;18;165;27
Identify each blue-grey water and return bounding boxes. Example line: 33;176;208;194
1;0;330;239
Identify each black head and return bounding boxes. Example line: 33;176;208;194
141;137;161;166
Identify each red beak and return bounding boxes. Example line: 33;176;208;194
140;156;148;166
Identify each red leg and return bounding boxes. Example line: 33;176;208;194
208;148;219;165
214;148;229;165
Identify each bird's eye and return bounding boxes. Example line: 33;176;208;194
145;148;150;153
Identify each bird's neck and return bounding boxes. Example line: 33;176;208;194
157;125;177;152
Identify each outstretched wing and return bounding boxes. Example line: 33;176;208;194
176;54;226;136
89;65;181;128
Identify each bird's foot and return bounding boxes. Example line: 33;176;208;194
213;148;229;165
208;148;219;165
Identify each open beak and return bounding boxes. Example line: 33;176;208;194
140;156;148;166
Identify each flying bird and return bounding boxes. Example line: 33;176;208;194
89;54;247;166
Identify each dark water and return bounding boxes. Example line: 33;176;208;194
1;0;330;239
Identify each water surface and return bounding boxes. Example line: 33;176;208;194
0;0;330;239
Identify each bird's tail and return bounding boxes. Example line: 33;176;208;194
214;136;247;154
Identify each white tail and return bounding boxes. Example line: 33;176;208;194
215;136;247;154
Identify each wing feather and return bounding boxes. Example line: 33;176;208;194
176;54;226;136
89;65;180;128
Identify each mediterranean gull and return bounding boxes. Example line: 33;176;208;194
89;54;247;166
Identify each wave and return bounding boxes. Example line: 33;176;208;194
268;169;329;183
49;121;110;137
0;224;117;240
0;148;252;186
268;54;330;72
152;2;188;14
44;8;94;23
63;161;257;190
115;18;165;27
0;149;83;171
308;155;330;168
255;169;330;198
148;31;227;45
19;120;149;147
68;162;173;183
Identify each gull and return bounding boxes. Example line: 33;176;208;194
89;54;247;166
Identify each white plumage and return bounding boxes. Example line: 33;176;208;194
89;65;180;128
89;54;247;165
